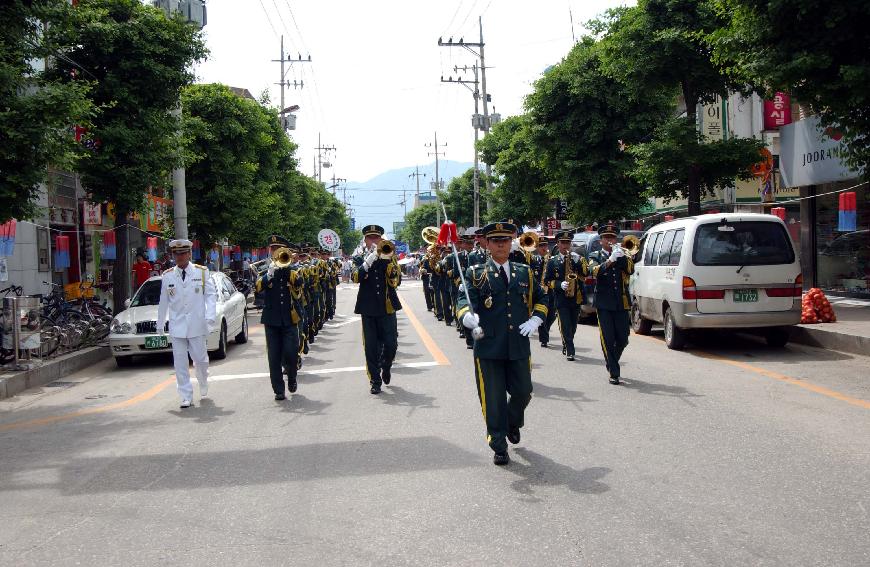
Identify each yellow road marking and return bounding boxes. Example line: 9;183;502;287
400;292;450;365
635;333;870;410
0;377;176;432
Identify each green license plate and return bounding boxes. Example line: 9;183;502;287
733;289;758;302
144;335;168;349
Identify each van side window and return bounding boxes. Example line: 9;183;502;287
657;230;676;266
668;229;685;266
643;232;661;265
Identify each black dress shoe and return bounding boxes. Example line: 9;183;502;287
507;427;521;445
567;354;575;361
275;393;286;401
609;376;620;385
436;316;443;321
370;384;382;395
466;344;473;349
493;452;510;466
288;380;298;393
540;342;548;348
382;368;391;385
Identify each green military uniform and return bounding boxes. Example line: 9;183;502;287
543;231;587;360
534;239;557;347
591;223;634;384
352;225;402;394
256;235;303;399
456;222;549;463
420;251;435;311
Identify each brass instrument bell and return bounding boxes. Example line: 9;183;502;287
518;231;540;252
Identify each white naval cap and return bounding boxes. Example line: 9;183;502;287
167;238;193;252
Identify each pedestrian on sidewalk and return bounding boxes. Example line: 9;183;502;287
457;221;549;466
590;222;634;385
157;239;217;408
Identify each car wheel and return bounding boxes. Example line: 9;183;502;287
765;327;791;348
663;307;687;350
212;322;228;360
235;311;249;344
631;299;653;335
115;356;134;368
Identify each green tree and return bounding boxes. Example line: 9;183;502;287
710;0;870;172
477;115;553;226
599;0;764;215
399;202;438;250
51;0;206;309
525;37;673;223
440;167;488;228
1;0;93;222
182;83;295;247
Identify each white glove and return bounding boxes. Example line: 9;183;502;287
518;315;543;336
462;312;480;329
560;281;569;291
609;246;625;261
364;251;378;267
267;264;276;278
571;252;580;262
510;239;519;252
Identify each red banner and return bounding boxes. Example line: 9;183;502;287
764;92;792;130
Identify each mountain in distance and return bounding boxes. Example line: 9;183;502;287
344;160;473;238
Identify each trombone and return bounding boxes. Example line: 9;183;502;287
272;246;295;269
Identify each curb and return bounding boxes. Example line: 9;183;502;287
0;346;111;400
789;326;870;357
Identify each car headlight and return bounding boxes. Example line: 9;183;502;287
111;318;122;333
111;319;133;334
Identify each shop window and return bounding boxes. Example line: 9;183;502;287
815;185;869;298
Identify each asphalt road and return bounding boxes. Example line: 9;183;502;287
1;281;869;566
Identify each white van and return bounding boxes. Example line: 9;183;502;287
629;213;802;349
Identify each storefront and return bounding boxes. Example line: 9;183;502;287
781;116;868;298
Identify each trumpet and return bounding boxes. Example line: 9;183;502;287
377;239;395;259
518;231;539;252
614;234;641;258
272;246;294;269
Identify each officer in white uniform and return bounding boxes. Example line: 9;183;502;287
157;239;217;408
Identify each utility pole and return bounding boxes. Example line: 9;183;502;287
440;63;481;226
439;19;493;226
315;132;336;184
328;174;346;196
272;35;310;131
425;132;446;224
408;166;426;212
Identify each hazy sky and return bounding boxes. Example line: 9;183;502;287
195;1;631;182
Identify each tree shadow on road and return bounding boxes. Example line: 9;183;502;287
507;448;611;501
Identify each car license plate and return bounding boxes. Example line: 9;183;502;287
733;289;758;302
144;335;168;349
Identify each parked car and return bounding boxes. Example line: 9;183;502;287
109;271;249;367
572;229;646;317
629;213;801;349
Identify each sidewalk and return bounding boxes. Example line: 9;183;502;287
0;345;110;400
790;296;870;356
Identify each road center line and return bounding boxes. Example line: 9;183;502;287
398;291;451;365
635;333;870;410
0;377;176;433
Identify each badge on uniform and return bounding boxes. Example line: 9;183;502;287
484;296;493;309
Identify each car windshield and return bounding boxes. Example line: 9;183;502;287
693;221;795;266
130;280;162;307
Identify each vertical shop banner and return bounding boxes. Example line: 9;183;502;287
82;201;102;225
101;230;117;260
55;235;71;268
146;236;158;261
763;92;792;130
0;220;16;256
702;95;725;142
838;192;857;232
146;195;173;232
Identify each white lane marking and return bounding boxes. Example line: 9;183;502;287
208;361;439;382
323;318;360;328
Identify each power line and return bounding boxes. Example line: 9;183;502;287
456;0;482;34
257;0;279;38
442;0;466;36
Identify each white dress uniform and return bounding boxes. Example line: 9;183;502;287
157;258;217;403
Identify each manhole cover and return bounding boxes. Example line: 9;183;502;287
46;381;79;388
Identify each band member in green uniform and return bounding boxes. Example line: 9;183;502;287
256;235;302;400
435;245;454;326
456;222;549;466
542;231;587;361
351;224;402;394
420;247;435;311
467;227;488;266
534;236;556;348
591;222;634;385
